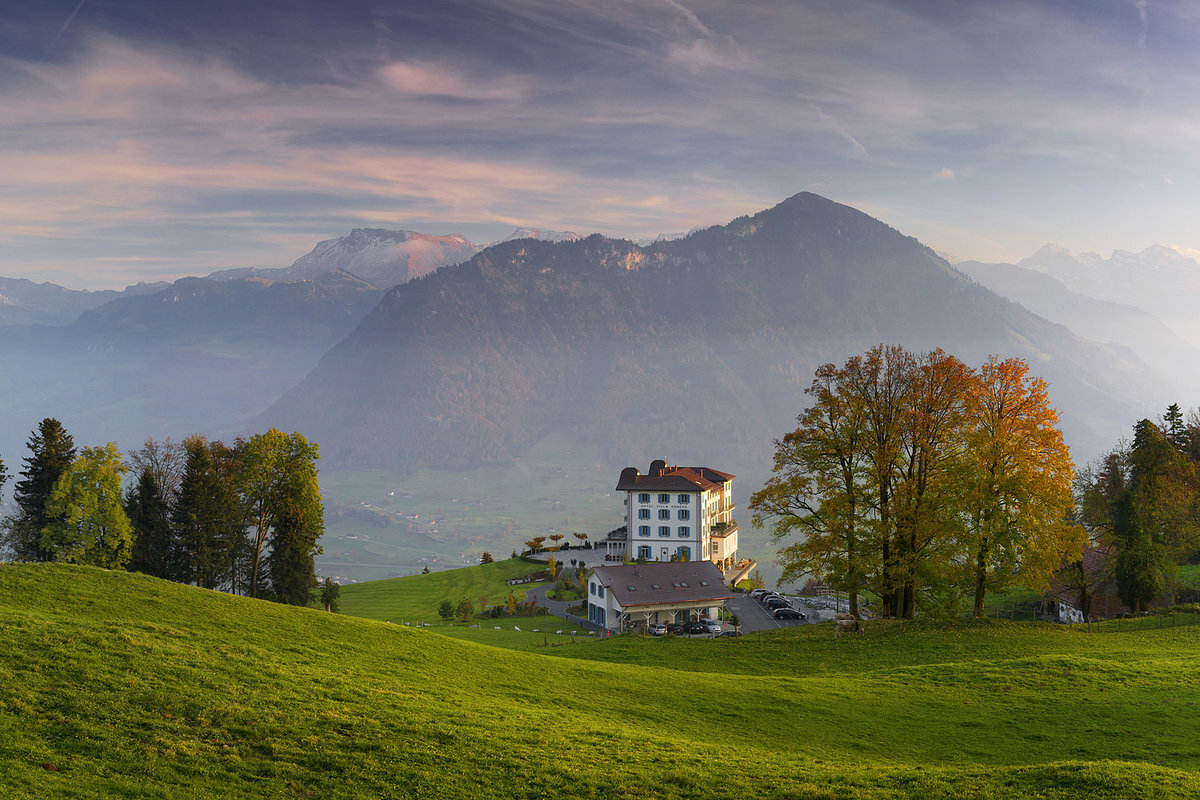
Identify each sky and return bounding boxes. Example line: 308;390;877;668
2;0;1198;289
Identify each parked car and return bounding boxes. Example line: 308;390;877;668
717;629;743;637
682;620;709;635
748;589;772;600
773;607;806;620
665;623;685;636
647;623;666;636
764;597;791;610
759;592;784;604
703;619;723;633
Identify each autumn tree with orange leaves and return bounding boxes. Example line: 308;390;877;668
751;345;1081;619
962;356;1082;617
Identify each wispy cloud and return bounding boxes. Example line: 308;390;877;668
6;1;1200;285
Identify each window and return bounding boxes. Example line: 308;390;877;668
638;525;650;537
676;546;691;561
679;526;690;538
659;526;671;537
638;546;651;560
678;494;690;504
658;493;670;503
598;586;605;598
638;493;649;503
638;508;650;520
590;583;596;595
678;509;690;520
659;509;671;520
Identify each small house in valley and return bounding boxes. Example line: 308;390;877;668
585;560;733;633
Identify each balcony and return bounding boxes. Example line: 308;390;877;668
710;520;739;539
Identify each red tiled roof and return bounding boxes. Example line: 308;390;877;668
615;462;735;492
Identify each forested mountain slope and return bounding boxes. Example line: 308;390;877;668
263;192;1162;471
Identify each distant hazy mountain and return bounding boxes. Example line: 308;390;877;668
1018;244;1200;347
261;193;1163;473
0;277;166;328
956;260;1200;398
0;269;384;461
209;229;479;290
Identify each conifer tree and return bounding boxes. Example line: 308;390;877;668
172;436;242;590
126;466;175;579
7;418;76;562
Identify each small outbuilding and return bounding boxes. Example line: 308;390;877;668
585;560;733;633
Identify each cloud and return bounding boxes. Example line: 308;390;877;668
934;168;955;180
376;60;527;100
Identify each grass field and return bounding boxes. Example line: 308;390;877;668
338;556;551;623
5;563;1200;799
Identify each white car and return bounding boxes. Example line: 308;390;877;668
702;619;723;634
647;623;667;636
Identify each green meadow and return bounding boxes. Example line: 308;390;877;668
338;556;551;623
4;563;1200;799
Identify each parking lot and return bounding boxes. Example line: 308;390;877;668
725;591;813;633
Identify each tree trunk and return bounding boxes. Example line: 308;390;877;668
973;534;989;617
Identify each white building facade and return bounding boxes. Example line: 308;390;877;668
615;460;739;569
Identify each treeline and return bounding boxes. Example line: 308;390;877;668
750;345;1080;620
0;419;325;606
1077;404;1200;614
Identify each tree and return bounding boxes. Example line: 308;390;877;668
548;533;564;550
172;436;244;590
572;532;589;547
1112;419;1196;611
438;599;454;620
505;591;518;616
456;596;474;622
6;418;76;562
963;356;1082;616
422;565;430;574
126;466;175;579
479;551;494;564
752;357;872;616
239;429;323;600
41;443;134;568
127;437;185;503
320;577;340;612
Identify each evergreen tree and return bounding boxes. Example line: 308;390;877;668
7;418;76;562
265;490;323;605
126;466;175;579
172;436;242;590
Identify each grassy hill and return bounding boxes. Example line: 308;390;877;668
3;563;1200;798
338;556;551;622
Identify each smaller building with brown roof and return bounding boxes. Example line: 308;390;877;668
585;560;733;632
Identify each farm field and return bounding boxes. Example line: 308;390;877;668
4;563;1200;799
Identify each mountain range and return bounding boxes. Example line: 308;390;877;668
259;193;1163;472
0;193;1190;478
